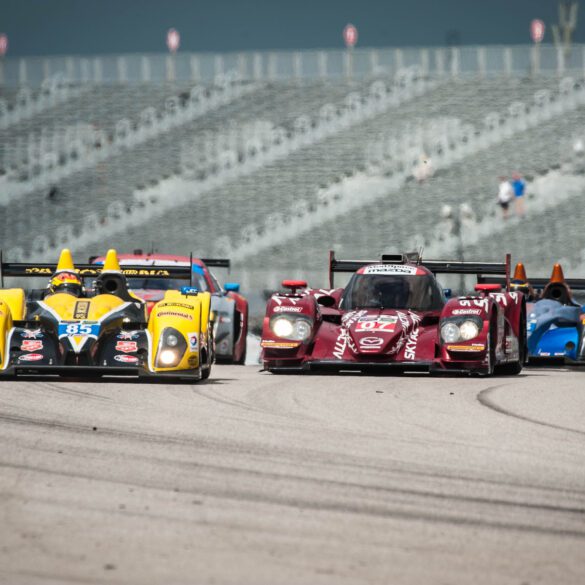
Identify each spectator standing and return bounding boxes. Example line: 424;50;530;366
511;172;526;217
497;176;514;220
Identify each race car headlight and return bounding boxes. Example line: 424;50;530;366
156;327;187;367
294;320;312;341
270;316;313;341
441;317;482;343
441;322;460;343
272;317;294;338
159;349;178;366
459;320;480;341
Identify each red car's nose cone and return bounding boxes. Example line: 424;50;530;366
346;310;406;355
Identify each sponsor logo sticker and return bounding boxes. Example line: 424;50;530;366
359;336;384;346
73;300;90;319
188;333;198;352
446;344;485;352
157;302;194;310
273;306;303;313
117;331;139;340
156;311;193;320
114;354;139;364
403;312;422;360
188;355;198;367
21;340;43;352
452;309;482;316
260;340;301;349
362;264;418;275
21;329;43;339
18;353;44;362
115;341;138;353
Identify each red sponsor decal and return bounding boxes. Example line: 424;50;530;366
115;341;138;353
356;318;397;332
114;354;139;364
18;353;43;362
21;340;43;352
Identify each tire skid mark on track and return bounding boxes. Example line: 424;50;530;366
3;461;585;540
6;569;102;585
477;386;585;437
2;410;584;500
192;382;325;425
2;453;584;520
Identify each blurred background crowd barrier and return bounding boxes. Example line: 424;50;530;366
1;44;585;86
2;44;585;321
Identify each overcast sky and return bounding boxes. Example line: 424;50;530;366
0;0;578;57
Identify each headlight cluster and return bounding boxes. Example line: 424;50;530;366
440;318;482;343
270;316;312;342
156;327;187;367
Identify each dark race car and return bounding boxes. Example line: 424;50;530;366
90;252;248;364
261;251;526;376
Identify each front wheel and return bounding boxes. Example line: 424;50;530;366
481;319;496;376
234;339;247;365
495;311;525;376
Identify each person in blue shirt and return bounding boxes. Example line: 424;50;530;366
511;172;526;217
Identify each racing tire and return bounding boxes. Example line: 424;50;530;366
200;365;211;380
234;338;247;365
495;312;525;376
482;317;496;376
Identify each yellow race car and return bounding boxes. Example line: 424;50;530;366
0;248;214;381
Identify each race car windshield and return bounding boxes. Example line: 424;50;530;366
129;275;208;292
341;274;444;311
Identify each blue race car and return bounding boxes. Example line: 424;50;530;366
519;264;585;363
479;262;585;363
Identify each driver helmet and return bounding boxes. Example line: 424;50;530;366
48;270;84;297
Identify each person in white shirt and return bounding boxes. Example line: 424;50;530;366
497;176;514;220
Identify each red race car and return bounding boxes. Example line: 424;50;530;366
91;252;248;364
261;251;526;376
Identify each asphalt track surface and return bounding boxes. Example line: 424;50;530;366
1;366;584;585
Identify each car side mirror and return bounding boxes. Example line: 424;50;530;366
224;282;240;293
443;288;452;299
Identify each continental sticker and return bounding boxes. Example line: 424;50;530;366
158;302;194;310
156;311;193;320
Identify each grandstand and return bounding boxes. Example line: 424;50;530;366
1;45;585;313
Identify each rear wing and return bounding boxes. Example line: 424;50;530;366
328;250;511;290
478;275;585;290
88;253;230;272
0;251;195;287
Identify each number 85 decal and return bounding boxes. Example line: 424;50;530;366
59;323;99;336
